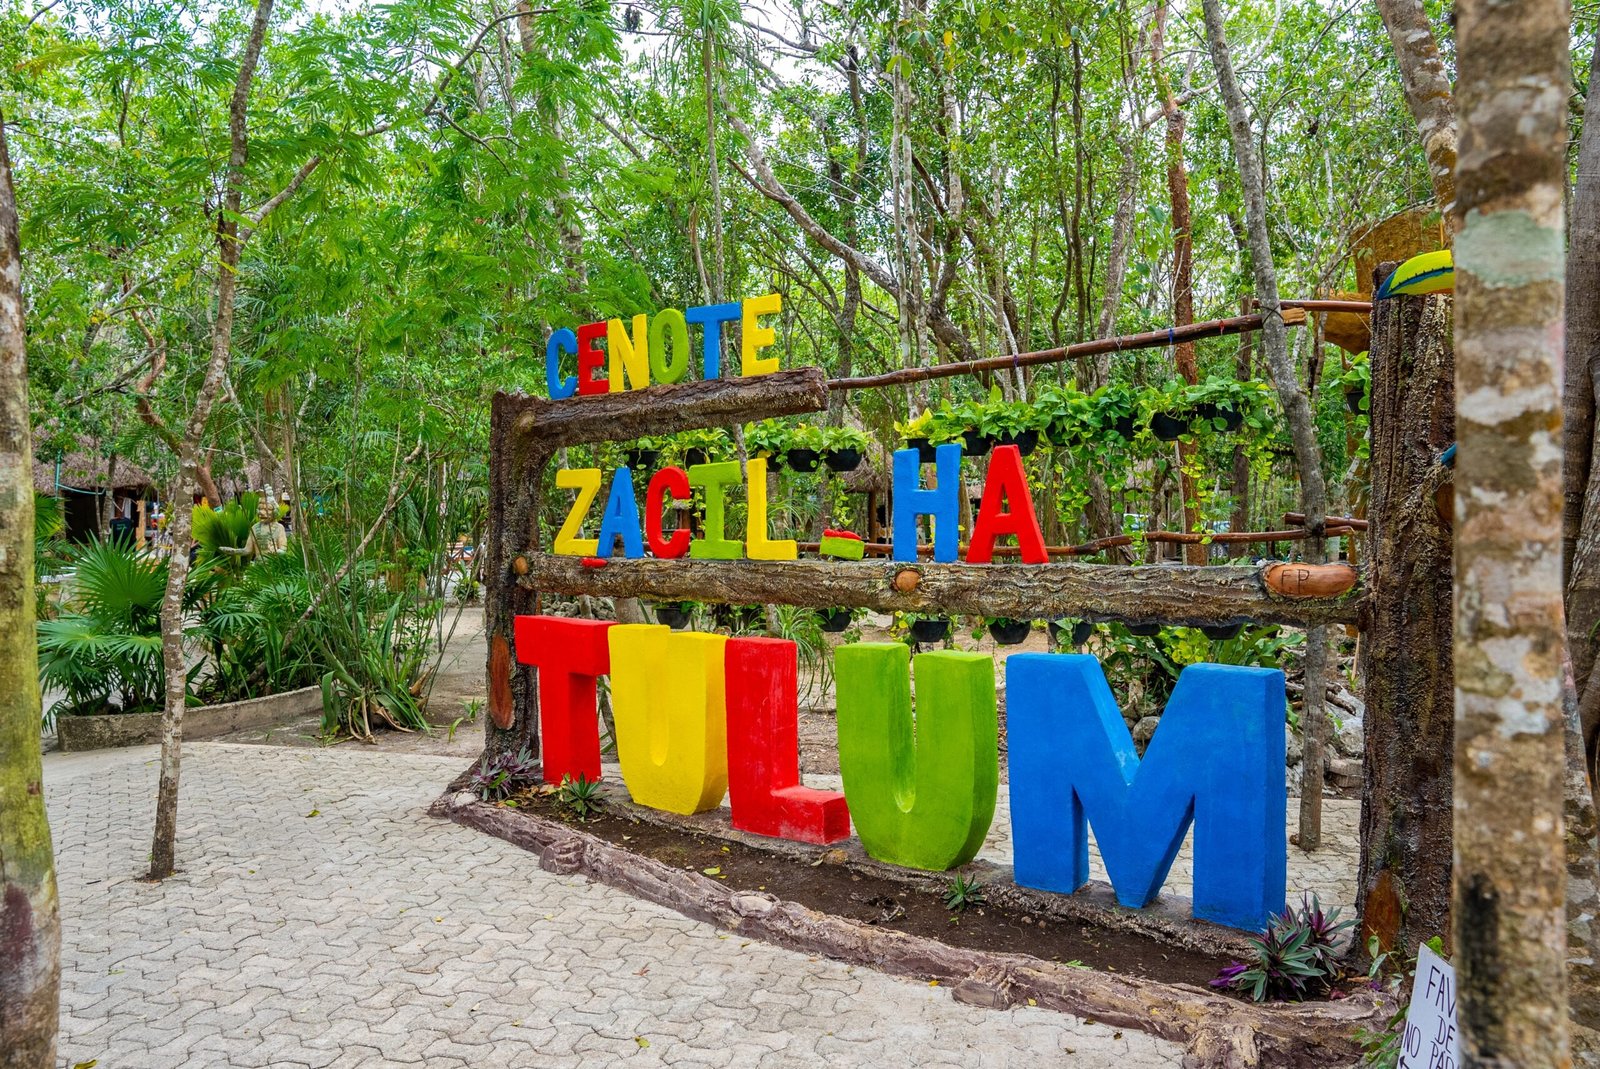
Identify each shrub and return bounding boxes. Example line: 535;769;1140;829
470;746;538;801
1211;894;1352;1001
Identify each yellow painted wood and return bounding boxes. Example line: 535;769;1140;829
744;457;797;560
553;467;602;556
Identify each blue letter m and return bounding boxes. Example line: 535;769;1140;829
1005;654;1286;930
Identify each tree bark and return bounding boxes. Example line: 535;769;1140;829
1353;287;1454;961
517;556;1362;629
1452;0;1572;1062
1374;0;1459;223
1564;34;1600;774
150;0;277;880
1565;657;1600;1063
0;106;61;1069
1200;0;1331;848
1151;0;1204;566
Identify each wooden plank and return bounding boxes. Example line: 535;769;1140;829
496;367;828;449
517;556;1362;628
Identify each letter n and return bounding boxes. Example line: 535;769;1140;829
1005;654;1286;930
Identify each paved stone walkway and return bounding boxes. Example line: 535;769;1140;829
48;743;1183;1068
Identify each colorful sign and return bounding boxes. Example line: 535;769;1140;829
553;442;1066;564
512;615;1288;929
544;294;783;398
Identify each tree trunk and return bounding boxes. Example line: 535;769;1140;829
1565;657;1600;1064
0;106;61;1069
1151;0;1205;565
1201;0;1331;848
1564;34;1600;774
1374;0;1459;223
1354;287;1454;961
1453;0;1572;1062
150;0;276;880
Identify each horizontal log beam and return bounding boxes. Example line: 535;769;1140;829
517;556;1363;628
496;367;828;449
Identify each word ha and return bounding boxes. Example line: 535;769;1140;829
553;442;1047;563
515;616;1288;930
545;294;783;399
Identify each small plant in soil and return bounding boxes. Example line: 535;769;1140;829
556;773;604;820
1210;893;1352;1002
944;873;987;913
470;745;538;802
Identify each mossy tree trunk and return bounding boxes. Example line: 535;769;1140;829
1453;0;1572;1062
0;108;61;1069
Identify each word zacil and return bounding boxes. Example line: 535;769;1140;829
545;293;783;399
514;616;1288;931
551;443;1046;564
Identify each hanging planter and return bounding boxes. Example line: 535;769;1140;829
684;447;709;467
1192;403;1244;432
962;429;994;457
909;617;950;643
1149;412;1189;441
1048;618;1095;648
987;618;1033;646
824;448;862;473
818;608;853;633
1345;387;1366;415
786;448;822;473
1201;622;1246;640
1126;622;1163;637
625;448;660;470
904;437;940;464
995;429;1040;456
765;452;786;472
654;602;693;630
1112;415;1139;439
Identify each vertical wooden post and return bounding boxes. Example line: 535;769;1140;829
485;395;548;760
1354;280;1455;958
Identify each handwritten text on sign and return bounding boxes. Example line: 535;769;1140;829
1398;944;1458;1069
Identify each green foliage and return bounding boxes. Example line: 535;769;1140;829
190;493;260;576
470;746;538;802
37;540;184;717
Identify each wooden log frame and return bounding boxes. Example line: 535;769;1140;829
434;787;1393;1067
488;367;1365;754
518;556;1361;629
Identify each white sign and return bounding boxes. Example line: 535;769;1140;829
1398;944;1459;1069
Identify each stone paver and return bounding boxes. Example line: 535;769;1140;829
48;743;1183;1068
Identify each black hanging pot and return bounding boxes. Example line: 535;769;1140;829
765;452;786;472
684;447;709;467
1215;407;1244;432
1345;387;1366;415
819;608;853;633
1149;412;1189;441
625;448;660;470
655;603;692;629
1049;619;1094;647
909;618;950;643
1126;622;1163;637
824;448;863;473
1201;622;1246;640
996;429;1040;456
1111;415;1138;439
962;430;994;457
905;437;939;464
786;448;822;473
988;619;1033;646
